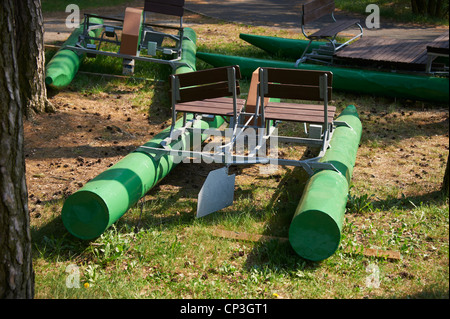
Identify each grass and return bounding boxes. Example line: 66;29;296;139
335;0;449;25
41;0;132;12
32;5;450;300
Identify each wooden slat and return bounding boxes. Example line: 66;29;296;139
264;112;334;124
176;65;241;88
335;37;432;66
147;0;185;6
265;106;334;118
371;39;401;61
265;102;335;124
403;42;427;62
178;82;241;103
413;52;428;64
175;98;245;116
265;68;332;87
267;102;336;112
144;0;184;16
266;83;332;101
259;68;335;125
177;97;242;108
427;32;449;54
311;19;360;37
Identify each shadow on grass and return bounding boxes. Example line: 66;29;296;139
31;213;92;262
239;147;326;272
372;189;448;212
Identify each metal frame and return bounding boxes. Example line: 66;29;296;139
67;12;192;72
426;51;450;74
137;67;349;177
257;68;334;157
296;6;364;65
140;10;185;59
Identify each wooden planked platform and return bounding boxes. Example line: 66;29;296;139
427;32;449;55
335;37;428;66
334;32;449;71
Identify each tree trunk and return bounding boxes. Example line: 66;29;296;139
443;154;449;197
411;0;448;17
416;0;428;13
428;0;437;15
0;1;35;299
14;0;54;117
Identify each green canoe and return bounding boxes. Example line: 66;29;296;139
240;33;323;60
196;51;449;103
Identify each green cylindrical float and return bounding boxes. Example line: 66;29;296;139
289;105;362;261
61;114;224;239
196;52;449;103
175;27;197;73
239;33;323;59
319;105;363;183
61;28;210;239
45;17;104;88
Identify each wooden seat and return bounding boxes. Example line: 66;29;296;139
264;102;336;124
175;97;245;117
259;67;335;124
142;0;186;57
169;65;246;137
144;0;185;17
309;19;361;38
257;67;335;153
298;0;363;63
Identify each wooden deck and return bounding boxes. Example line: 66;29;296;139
427;32;449;55
334;32;449;71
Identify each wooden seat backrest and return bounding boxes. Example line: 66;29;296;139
144;0;185;17
173;66;242;103
302;0;335;25
260;68;333;101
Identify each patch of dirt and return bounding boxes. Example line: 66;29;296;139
24;89;154;208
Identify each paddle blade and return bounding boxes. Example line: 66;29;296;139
197;167;235;218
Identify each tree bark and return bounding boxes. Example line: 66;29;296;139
428;0;437;15
411;0;448;17
443;154;449;197
0;1;35;299
14;0;54;117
